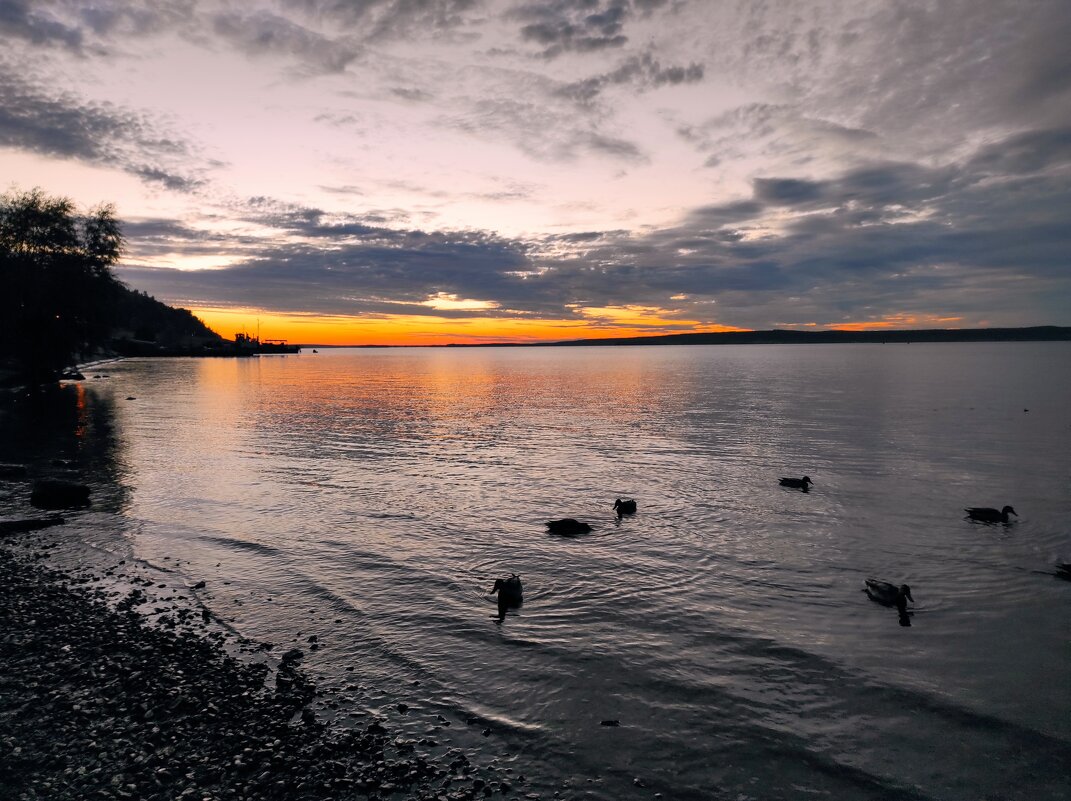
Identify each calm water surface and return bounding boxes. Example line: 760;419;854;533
9;344;1071;799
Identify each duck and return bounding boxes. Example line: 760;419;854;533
613;498;637;515
779;476;812;490
490;574;523;621
864;579;914;625
964;505;1017;524
864;579;914;612
547;518;592;536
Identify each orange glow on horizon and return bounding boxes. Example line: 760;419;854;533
826;314;965;331
189;306;746;346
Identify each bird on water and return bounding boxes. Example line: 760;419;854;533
779;476;812;490
613;498;637;515
864;579;914;626
964;505;1017;524
547;519;592;536
490;574;523;622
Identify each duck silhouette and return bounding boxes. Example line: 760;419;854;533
864;579;914;626
964;505;1017;524
613;498;637;516
779;476;812;490
547;519;592;536
490;574;523;622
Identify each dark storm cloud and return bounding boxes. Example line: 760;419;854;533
0;70;206;191
0;1;197;52
557;51;704;103
278;0;479;41
121;217;269;261
511;0;670;58
120;219;543;317
211;10;363;74
752;178;824;206
442;94;646;162
750;162;959;212
967;127;1071;175
0;0;83;49
116;118;1071;328
813;0;1071;143
390;86;434;102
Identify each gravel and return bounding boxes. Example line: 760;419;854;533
0;540;526;801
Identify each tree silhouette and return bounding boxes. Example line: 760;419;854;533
0;188;124;385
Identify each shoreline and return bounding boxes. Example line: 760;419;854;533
0;522;527;801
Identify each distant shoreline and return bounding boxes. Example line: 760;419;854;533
296;325;1071;349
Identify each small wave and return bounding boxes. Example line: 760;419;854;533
198;534;284;558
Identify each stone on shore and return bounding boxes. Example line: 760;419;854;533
0;547;517;800
0;516;65;535
30;479;91;509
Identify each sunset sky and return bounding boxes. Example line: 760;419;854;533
3;0;1070;344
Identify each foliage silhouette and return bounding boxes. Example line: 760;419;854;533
1;187;221;386
1;188;124;385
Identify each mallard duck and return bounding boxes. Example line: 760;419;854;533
547;518;592;536
613;498;637;515
964;505;1017;523
490;574;523;621
864;579;913;613
779;476;812;490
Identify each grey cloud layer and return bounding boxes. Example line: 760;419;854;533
5;0;1070;329
121;125;1071;327
0;70;205;190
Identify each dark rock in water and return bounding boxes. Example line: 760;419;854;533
546;518;592;536
0;463;28;479
126;396;137;400
30;480;91;509
600;719;621;727
192;580;206;590
0;516;65;535
397;703;409;713
60;371;85;381
280;648;304;665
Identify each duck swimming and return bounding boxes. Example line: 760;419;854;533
864;579;913;610
964;505;1017;524
864;579;914;626
779;476;812;490
613;498;637;515
490;574;523;621
547;518;592;536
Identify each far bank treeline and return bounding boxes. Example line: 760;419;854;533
0;188;223;386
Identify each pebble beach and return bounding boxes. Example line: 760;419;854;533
0;523;527;801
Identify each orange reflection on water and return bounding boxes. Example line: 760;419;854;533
73;381;87;439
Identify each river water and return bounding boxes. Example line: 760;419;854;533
4;343;1071;799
